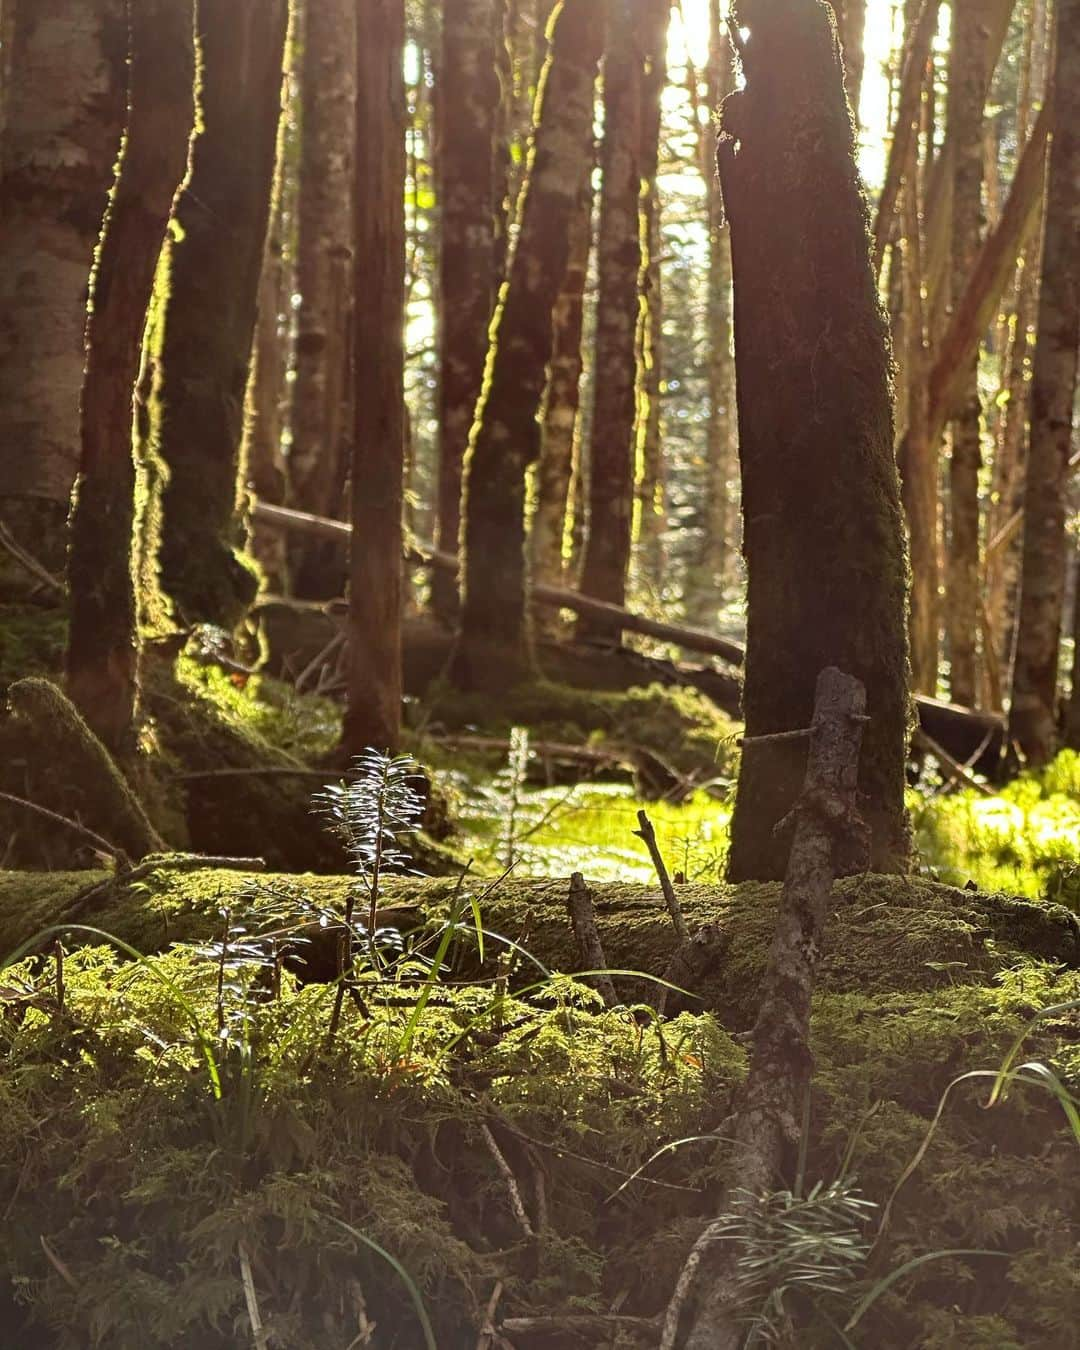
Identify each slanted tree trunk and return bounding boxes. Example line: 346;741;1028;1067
341;0;406;755
452;0;605;692
431;0;504;625
0;0;127;588
576;0;646;638
154;0;288;627
66;0;195;756
1008;0;1080;764
530;166;595;637
288;0;356;601
721;0;911;884
943;0;988;708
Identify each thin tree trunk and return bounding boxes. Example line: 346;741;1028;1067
66;0;195;755
1066;547;1080;751
530;166;594;637
452;0;605;691
154;0;288;627
431;0;503;624
288;0;356;601
576;0;646;638
1008;0;1080;764
721;0;911;884
342;0;407;755
0;0;127;585
943;0;988;708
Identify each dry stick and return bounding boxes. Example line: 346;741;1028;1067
500;1314;659;1335
480;1122;535;1240
0;521;66;595
475;1281;505;1350
913;727;995;797
632;809;690;943
668;667;868;1350
565;872;618;1007
238;1241;270;1350
0;790;122;861
985;446;1080;559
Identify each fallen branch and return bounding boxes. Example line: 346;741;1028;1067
566;872;618;1007
500;1313;659;1335
480;1122;535;1240
0;791;123;863
0;521;66;596
914;727;995;797
633;809;690;944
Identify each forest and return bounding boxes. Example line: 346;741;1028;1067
0;0;1078;1345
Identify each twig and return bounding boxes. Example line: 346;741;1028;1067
914;727;995;797
295;627;346;694
632;810;690;943
738;725;813;745
565;873;618;1007
475;1280;505;1350
238;1241;270;1350
501;1314;659;1334
480;1122;535;1239
0;790;122;861
175;766;338;781
0;521;65;595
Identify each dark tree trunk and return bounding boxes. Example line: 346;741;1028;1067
530;166;594;637
452;0;605;692
943;0;988;708
576;0;647;637
341;0;406;755
721;0;911;883
831;0;867;121
431;0;504;625
1008;0;1080;764
66;0;195;756
288;0;356;600
0;0;127;586
154;0;288;627
1066;548;1080;752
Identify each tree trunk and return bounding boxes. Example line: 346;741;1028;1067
1066;547;1080;751
576;0;646;638
721;0;912;884
431;0;504;625
831;0;867;122
452;0;605;692
0;0;127;586
1008;0;1080;764
342;0;406;756
287;0;356;601
66;0;195;756
530;168;595;638
943;0;988;708
154;0;288;627
687;0;737;626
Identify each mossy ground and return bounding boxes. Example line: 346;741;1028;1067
0;867;1076;1347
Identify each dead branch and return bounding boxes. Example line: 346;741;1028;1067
566;872;618;1007
914;727;995;797
0;521;66;596
0;791;123;863
632;809;690;943
479;1122;535;1240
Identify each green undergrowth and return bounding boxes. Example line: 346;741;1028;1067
914;750;1080;910
0;877;1077;1348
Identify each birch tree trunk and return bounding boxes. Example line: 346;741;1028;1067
288;0;356;600
452;0;604;692
342;0;407;755
154;0;288;627
66;0;195;755
576;0;646;638
0;0;127;587
1008;0;1080;764
721;0;911;884
431;0;503;624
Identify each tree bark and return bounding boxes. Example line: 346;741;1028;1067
66;0;195;756
530;167;595;637
1008;0;1080;764
154;0;288;627
431;0;504;625
576;0;646;639
831;0;867;121
1066;546;1080;751
341;0;407;755
720;0;912;884
452;0;605;692
287;0;357;601
0;0;127;583
943;0;989;708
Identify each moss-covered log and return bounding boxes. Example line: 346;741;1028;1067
3;866;1076;1029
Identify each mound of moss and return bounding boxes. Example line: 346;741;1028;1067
0;870;1076;1347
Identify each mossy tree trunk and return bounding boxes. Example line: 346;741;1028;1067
431;0;504;626
721;0;912;884
0;0;127;586
576;0;646;639
1008;0;1080;765
341;0;406;756
530;165;595;638
154;0;288;628
66;0;195;756
452;0;605;692
943;0;988;708
288;0;356;601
